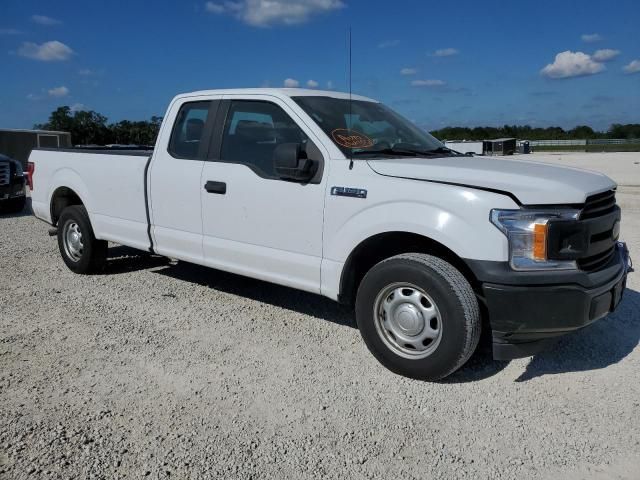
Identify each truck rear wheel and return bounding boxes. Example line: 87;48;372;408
355;253;480;381
57;205;107;274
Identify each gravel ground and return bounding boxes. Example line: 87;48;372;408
1;152;639;479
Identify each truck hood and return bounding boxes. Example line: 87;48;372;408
366;155;616;205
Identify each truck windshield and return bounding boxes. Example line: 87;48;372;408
292;96;446;158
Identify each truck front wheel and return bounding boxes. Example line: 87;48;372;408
57;205;107;274
355;253;481;381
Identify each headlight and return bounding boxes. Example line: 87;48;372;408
490;208;580;271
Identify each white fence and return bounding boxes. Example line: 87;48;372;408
527;138;639;146
588;138;640;145
527;139;586;146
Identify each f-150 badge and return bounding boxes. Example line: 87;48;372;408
331;186;367;199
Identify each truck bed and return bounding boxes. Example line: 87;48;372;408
30;148;153;252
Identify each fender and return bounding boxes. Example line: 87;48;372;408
325;200;510;264
320;185;518;300
47;167;93;224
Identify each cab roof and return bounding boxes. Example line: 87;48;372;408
175;88;377;103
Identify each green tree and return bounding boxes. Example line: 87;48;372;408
568;125;596;139
72;110;111;145
608;124;640;139
35;107;111;145
34;106;74;133
35;106;163;146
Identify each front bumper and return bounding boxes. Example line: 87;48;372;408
0;178;26;200
467;242;630;360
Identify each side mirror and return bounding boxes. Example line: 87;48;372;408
273;143;317;182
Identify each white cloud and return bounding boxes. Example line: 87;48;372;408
378;39;400;48
0;28;22;35
17;40;74;61
411;79;446;87
31;15;61;25
623;59;640;74
581;33;602;43
540;51;604;79
204;2;226;13
78;68;94;75
283;78;300;87
400;68;417;75
592;49;620;62
26;93;42;101
432;48;458;57
326;80;334;89
70;103;86;112
306;79;318;88
205;0;344;27
48;86;69;97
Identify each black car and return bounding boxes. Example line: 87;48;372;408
0;153;27;213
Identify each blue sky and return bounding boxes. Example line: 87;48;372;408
1;0;639;131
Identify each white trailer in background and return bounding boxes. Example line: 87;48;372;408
444;140;483;155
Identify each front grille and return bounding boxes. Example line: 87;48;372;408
580;189;616;219
0;162;9;186
576;190;618;272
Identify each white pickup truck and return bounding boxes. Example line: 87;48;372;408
29;88;629;380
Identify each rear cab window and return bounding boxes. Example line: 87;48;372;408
168;101;213;160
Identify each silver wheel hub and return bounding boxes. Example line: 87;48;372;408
373;283;443;359
394;304;423;336
63;221;84;262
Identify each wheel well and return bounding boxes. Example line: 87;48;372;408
338;232;479;307
50;187;83;226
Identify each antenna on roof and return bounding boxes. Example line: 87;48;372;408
348;26;354;170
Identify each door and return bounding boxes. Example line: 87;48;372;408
149;98;219;263
200;97;327;293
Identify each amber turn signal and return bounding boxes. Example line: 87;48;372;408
533;222;548;260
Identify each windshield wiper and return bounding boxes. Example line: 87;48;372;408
351;144;463;158
352;147;435;157
421;146;459;155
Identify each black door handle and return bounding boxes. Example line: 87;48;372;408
204;181;226;194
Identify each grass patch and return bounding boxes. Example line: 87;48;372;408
532;145;586;152
586;144;640;152
531;144;640;152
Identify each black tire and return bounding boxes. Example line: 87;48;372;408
355;253;481;381
57;205;107;274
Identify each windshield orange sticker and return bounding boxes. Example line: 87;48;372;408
331;129;374;149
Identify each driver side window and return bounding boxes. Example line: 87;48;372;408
220;100;309;178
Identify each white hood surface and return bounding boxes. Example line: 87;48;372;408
367;155;617;205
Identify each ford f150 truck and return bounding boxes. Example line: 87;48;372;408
28;89;630;380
